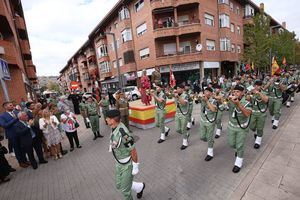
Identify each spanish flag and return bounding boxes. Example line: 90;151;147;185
271;57;280;76
169;65;176;88
251;62;255;71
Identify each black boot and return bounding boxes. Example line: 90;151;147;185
93;132;98;140
97;131;104;138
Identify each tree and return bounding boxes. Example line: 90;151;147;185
243;12;272;73
47;81;60;92
295;41;300;65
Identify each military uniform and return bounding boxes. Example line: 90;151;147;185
86;101;101;139
175;92;189;150
214;91;227;138
186;89;195;130
227;96;252;173
100;98;110;121
116;97;131;131
249;91;268;149
154;90;170;143
79;101;89;128
198;96;217;161
109;122;145;200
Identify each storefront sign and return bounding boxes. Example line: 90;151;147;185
204;62;220;69
160;62;200;73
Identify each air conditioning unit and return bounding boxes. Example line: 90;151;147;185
0;46;5;55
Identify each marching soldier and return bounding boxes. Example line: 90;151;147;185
116;91;132;132
151;84;170;143
185;84;195;130
86;96;103;140
79;97;90;129
213;85;226;138
227;85;252;173
174;84;190;150
249;80;269;149
198;87;218;161
263;72;286;129
151;66;162;88
99;95;110;125
107;110;145;200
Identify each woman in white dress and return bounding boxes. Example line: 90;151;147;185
39;109;63;160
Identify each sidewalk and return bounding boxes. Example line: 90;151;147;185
231;100;300;200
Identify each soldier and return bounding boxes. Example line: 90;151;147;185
185;84;195;130
213;85;226;139
151;66;162;88
99;95;110;125
86;96;103;140
116;91;132;132
227;85;252;173
151;84;170;143
249;80;269;149
107;110;145;200
79;97;90;129
174;84;190;150
198;87;218;161
263;72;286;129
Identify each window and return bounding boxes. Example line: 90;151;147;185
179;41;191;54
136;23;147;36
163;43;176;55
121;28;132;42
231;44;235;52
134;0;144;12
230;2;234;11
218;0;229;4
100;61;110;73
114;22;118;29
245;4;255;17
205;13;214;26
119;7;130;20
220;38;231;51
237;45;241;53
219;14;230;28
139;47;150;59
178;15;189;26
206;40;216;51
113;58;123;68
237;26;241;35
97;45;108;57
231;23;235;32
236;6;240;15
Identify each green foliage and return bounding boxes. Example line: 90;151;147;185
47;81;60;92
295;41;300;65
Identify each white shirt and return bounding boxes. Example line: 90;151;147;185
39;115;59;134
61;112;77;132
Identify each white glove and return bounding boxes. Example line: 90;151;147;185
132;162;139;175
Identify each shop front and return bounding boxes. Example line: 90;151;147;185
203;61;220;82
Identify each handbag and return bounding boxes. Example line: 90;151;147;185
75;121;80;128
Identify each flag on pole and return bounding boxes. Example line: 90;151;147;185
245;63;251;71
282;57;287;66
241;63;245;72
251;62;255;71
271;57;280;75
169;65;176;88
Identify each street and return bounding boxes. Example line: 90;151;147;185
0;98;299;200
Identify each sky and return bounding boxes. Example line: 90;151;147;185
22;0;300;76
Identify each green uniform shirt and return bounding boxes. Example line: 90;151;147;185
117;98;129;116
267;83;284;99
200;97;217;123
86;102;98;116
155;91;166;110
101;99;110;110
229;96;252;127
110;123;135;161
175;92;189;115
186;89;194;105
251;92;268;113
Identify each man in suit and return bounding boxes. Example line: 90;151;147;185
0;102;29;168
16;111;39;169
25;102;34;120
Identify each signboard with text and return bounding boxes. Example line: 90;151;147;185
0;58;11;80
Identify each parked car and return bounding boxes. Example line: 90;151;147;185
82;92;93;99
113;86;141;101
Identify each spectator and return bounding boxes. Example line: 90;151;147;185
61;110;82;152
0;141;11;183
39;109;63;160
57;96;70;114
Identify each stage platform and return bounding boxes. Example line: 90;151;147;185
129;99;176;129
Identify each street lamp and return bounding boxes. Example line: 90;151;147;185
269;24;282;73
103;32;123;90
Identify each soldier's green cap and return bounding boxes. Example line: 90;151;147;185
106;109;121;118
204;87;213;93
254;80;263;86
233;85;245;91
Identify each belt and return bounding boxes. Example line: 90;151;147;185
201;117;214;123
118;156;131;163
229;121;248;128
252;110;267;113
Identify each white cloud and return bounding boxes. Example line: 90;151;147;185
22;0;119;76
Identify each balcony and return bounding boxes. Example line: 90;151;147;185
25;65;37;80
20;40;30;55
154;19;201;38
156;50;202;66
243;16;254;25
86;48;95;59
0;40;22;66
15;17;26;30
150;0;200;9
98;55;110;63
101;71;113;78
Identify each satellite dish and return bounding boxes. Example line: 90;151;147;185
196;44;202;52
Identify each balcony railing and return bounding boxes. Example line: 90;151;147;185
154;19;200;30
157;49;200;58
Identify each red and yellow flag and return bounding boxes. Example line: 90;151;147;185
251;62;255;71
271;57;280;75
169;65;176;88
282;57;287;66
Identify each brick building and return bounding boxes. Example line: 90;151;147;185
59;0;284;92
0;0;38;111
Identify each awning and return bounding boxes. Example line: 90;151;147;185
204;62;220;69
137;68;155;77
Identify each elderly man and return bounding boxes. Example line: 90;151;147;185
57;96;70;114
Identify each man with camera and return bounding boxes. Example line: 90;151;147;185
227;85;252;173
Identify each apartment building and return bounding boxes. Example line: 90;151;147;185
59;0;283;92
0;0;38;110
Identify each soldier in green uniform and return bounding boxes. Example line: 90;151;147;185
213;85;227;139
198;87;218;161
106;110;145;200
263;72;286;129
174;84;189;150
151;84;170;143
227;85;252;173
86;96;103;140
99;95;110;125
79;97;90;128
151;66;162;88
249;80;269;149
185;84;195;130
116;91;132;132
